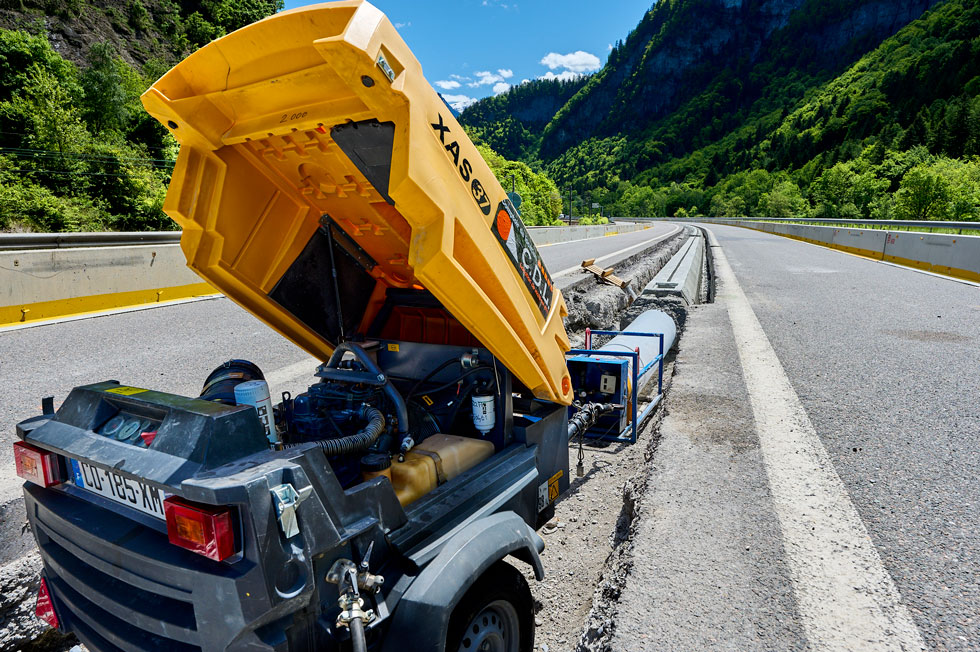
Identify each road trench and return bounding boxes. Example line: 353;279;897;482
525;230;703;652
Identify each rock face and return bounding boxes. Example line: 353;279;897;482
537;0;942;158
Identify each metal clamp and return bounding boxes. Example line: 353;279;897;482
270;483;313;539
337;593;376;629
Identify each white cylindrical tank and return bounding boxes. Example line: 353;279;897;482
595;310;677;391
234;380;278;446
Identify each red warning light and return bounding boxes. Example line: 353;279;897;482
35;577;59;629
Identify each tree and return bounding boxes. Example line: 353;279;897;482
895;166;950;220
81;43;130;135
759;181;806;217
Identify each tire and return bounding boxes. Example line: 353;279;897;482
446;560;534;652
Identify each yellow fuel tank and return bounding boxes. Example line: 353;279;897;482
141;0;572;404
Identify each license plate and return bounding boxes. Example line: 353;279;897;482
70;459;169;520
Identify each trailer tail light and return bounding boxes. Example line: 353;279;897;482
35;577;59;629
163;497;236;561
14;442;63;488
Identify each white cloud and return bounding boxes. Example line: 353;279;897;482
469;69;515;87
493;82;511;95
539;71;585;82
435;80;461;90
608;43;614;51
540;51;601;73
442;94;477;111
394;21;411;29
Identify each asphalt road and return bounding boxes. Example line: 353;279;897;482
0;224;677;510
615;224;978;650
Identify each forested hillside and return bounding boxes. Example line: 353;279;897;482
0;1;284;232
459;76;588;163
461;0;980;221
0;0;567;232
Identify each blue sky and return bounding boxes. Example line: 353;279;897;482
281;0;654;110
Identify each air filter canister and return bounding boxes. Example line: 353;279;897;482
234;380;277;446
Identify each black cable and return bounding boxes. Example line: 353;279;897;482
406;357;461;399
416;367;488;396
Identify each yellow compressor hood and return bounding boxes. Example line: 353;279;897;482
141;0;573;404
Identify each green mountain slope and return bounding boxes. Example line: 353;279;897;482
540;0;940;161
460;76;587;163
462;0;980;220
0;1;283;66
0;1;286;232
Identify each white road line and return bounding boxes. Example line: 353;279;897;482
551;225;683;278
711;235;926;652
265;358;320;389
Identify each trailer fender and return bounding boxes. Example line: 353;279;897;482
381;511;544;652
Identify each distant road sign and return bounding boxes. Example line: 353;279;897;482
508;191;523;210
591;202;600;209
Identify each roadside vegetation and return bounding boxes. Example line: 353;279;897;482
475;142;564;226
0;2;566;232
0;1;283;233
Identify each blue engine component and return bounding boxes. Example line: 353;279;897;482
566;356;631;437
284;381;386;487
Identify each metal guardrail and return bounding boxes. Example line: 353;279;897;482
0;222;649;252
631;217;980;231
0;232;181;251
4;217;972;252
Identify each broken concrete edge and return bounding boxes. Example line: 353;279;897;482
573;228;715;652
0;552;74;652
560;227;689;298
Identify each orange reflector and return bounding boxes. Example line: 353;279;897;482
163;497;236;561
562;376;571;395
35;577;59;629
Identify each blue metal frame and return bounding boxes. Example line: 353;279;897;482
566;328;666;443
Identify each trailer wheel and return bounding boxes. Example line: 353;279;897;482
447;560;534;652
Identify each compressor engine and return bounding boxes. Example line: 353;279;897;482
203;341;501;492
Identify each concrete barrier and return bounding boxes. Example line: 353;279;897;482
700;220;980;283
527;222;650;245
0;223;653;327
0;244;212;326
883;231;980;280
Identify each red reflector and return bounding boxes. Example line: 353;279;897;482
35;577;59;629
163;497;236;561
14;442;62;488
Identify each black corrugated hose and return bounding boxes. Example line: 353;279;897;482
286;405;385;456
